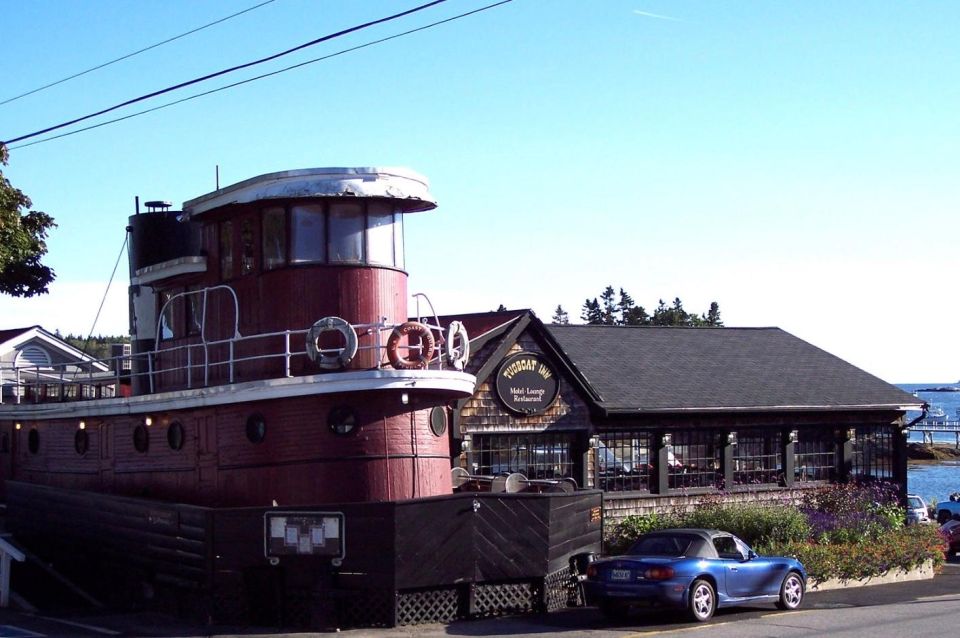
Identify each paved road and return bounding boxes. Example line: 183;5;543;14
1;563;958;637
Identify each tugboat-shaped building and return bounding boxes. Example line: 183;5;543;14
0;168;601;628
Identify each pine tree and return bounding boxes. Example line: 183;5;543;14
551;305;570;325
703;301;723;327
600;286;617;325
580;298;603;324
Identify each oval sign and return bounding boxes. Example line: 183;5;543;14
495;352;559;415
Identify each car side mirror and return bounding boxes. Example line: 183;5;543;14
746;550;757;561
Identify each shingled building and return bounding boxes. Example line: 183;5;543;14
446;310;922;522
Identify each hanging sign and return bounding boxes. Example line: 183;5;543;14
495;352;560;415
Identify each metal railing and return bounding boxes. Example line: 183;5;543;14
1;315;461;405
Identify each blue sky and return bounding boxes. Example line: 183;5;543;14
1;0;958;383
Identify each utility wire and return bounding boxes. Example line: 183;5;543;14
2;0;448;145
0;0;278;107
7;0;513;151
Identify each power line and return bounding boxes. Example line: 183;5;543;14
2;0;449;146
0;0;278;107
7;0;513;151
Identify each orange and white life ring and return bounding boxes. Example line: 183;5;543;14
386;321;436;370
306;316;358;370
444;320;470;370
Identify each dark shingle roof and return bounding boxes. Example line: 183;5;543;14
544;325;920;413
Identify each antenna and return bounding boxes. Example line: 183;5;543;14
216;164;220;190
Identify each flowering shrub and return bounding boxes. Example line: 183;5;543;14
603;482;946;582
760;524;946;582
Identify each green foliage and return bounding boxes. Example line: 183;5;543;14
61;334;129;360
551;305;569;325
575;286;720;327
0;144;57;297
761;524;946;582
603;482;945;583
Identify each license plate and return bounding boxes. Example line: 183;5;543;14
610;569;631;581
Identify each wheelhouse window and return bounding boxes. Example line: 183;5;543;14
471;433;574;480
186;290;203;336
262;206;286;270
851;425;894;481
366;203;395;266
596;431;652;493
328;203;364;263
240;217;256;275
733;431;782;486
290;204;326;264
219;220;233;279
795;428;836;483
159;291;175;340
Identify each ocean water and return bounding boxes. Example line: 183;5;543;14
898;383;960;504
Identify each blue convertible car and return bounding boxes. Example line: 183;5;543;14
583;528;806;622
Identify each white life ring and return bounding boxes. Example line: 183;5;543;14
306;316;358;370
444;320;470;370
386;321;436;370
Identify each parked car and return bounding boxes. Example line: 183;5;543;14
940;519;960;555
906;494;930;525
583;528;806;622
935;492;960;524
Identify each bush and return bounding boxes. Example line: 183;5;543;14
760;524;946;582
602;482;945;583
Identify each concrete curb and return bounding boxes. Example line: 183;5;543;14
808;560;935;592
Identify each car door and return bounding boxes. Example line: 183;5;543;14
713;535;772;598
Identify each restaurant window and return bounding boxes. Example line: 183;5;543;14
240;217;256;275
290;204;326;264
733;431;782;486
851;425;894;482
472;433;574;480
262;206;287;270
669;430;722;490
219;221;234;279
366;203;395;266
795;428;836;483
596;431;652;493
328;203;364;263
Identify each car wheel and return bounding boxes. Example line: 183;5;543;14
776;571;804;610
688;578;715;622
598;599;630;620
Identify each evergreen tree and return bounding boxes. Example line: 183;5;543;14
580;298;603;324
551;305;570;325
618;288;649;325
495;304;507;312
600;285;617;325
703;301;723;327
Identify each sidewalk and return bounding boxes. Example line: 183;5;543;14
1;562;958;637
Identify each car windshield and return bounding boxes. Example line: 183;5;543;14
907;497;924;508
629;535;693;557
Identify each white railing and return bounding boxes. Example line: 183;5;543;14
0;315;462;405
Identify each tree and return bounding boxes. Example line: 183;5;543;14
580;298;602;324
599;285;617;325
702;301;723;327
495;304;507;312
618;288;648;326
0;144;56;297
551;305;570;325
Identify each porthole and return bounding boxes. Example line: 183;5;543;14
246;413;266;443
328;406;357;435
133;424;149;453
28;428;39;454
167;421;185;451
75;429;89;455
429;407;447;437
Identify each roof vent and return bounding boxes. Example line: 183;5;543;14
144;200;172;212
